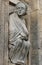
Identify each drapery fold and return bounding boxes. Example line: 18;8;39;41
9;13;30;64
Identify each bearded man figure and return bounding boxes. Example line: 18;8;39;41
9;1;31;65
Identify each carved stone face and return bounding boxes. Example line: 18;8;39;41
16;2;27;16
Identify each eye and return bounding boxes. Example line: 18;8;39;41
17;7;20;9
17;7;25;10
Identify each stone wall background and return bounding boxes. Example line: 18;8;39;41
0;0;42;65
30;0;42;65
0;0;8;65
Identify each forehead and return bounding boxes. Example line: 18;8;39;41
16;2;26;8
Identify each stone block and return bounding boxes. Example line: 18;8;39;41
31;50;39;65
30;10;39;49
39;0;42;9
38;14;42;31
0;0;9;65
30;0;39;11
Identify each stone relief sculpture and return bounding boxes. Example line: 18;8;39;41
9;1;31;65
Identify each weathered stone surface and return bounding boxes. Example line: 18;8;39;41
37;12;42;65
0;1;5;65
31;50;39;65
0;0;9;65
29;0;39;12
30;10;39;49
3;3;9;65
30;0;42;65
39;0;42;10
0;0;42;65
30;10;39;65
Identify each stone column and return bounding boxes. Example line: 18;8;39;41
30;0;40;65
37;0;42;65
0;0;9;65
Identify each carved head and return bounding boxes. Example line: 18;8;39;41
16;2;27;16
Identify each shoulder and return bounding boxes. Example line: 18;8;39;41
10;13;14;18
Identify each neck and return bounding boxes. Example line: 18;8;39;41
18;15;24;19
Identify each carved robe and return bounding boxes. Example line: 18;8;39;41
9;13;31;64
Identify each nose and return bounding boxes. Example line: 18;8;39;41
19;10;21;13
